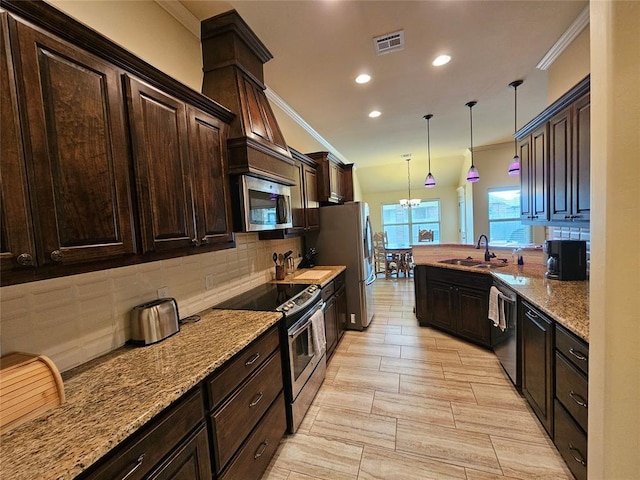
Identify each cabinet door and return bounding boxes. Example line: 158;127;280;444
426;280;456;334
329;161;342;203
13;20;135;266
519;137;533;220
456;286;490;346
521;303;554;435
549;107;572;222
186;106;233;247
324;296;338;360
335;285;347;343
0;15;36;273
148;426;211;480
125;75;195;253
531;124;549;223
288;160;306;234
414;265;428;325
303;164;320;230
572;94;590;222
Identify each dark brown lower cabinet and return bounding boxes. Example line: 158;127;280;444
79;389;209;480
521;301;554;436
418;266;492;348
335;283;347;344
322;273;347;361
324;294;338;359
554;400;587;480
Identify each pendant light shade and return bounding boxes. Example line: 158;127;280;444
508;80;523;176
399;154;420;208
423;114;436;188
466;101;479;183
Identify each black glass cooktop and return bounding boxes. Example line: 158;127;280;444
214;283;309;312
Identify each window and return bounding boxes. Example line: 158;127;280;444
382;201;440;245
487;188;531;245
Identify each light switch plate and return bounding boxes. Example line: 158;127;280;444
157;286;169;298
205;274;214;290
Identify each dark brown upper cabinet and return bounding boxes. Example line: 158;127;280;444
516;76;590;226
126;76;233;253
307;151;354;205
2;14;136;275
0;13;35;275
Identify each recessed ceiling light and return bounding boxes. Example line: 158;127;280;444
355;74;371;84
369;110;381;118
432;55;451;66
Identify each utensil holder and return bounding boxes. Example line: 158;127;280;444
275;265;286;280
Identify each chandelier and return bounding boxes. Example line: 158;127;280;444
399;154;421;208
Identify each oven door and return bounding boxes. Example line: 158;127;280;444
287;302;324;400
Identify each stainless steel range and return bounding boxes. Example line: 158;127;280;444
214;283;326;433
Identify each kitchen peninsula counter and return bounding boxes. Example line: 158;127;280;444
412;244;589;342
0;309;283;480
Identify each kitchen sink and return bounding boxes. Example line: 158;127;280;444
438;258;508;269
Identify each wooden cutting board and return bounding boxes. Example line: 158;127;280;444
0;352;65;434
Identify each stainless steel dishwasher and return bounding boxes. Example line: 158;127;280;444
491;281;520;389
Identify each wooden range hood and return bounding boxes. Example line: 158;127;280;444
201;10;295;185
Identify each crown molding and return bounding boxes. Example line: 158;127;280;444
537;4;590;70
155;0;200;37
265;87;351;165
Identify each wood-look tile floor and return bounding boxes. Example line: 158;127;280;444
262;278;573;480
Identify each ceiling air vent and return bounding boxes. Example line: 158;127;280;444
373;30;405;56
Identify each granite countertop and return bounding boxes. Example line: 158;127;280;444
412;244;589;342
271;265;346;288
0;309;283;480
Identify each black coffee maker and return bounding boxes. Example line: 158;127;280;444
544;240;587;280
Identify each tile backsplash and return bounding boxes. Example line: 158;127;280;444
546;226;591;265
0;234;302;372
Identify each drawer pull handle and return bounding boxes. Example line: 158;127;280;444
568;444;587;466
249;391;264;407
121;454;145;480
254;440;269;459
569;348;587;361
569;391;588;408
245;353;260;366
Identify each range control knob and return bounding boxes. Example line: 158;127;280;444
282;306;290;311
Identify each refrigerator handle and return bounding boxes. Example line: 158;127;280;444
365;271;376;286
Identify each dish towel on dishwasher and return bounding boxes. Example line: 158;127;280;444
310;308;326;356
488;286;507;331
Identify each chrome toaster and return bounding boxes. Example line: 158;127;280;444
130;298;180;346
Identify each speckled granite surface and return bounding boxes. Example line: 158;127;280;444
0;309;283;480
271;265;346;287
412;244;589;342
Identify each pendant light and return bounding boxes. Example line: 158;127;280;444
508;80;523;176
466;101;479;183
399;154;420;208
424;114;436;188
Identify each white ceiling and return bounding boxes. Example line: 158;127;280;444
177;0;587;191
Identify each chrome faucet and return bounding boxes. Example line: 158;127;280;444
475;234;496;261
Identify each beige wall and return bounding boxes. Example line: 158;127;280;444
588;1;640;478
362;187;459;243
48;0;204;91
547;27;590;104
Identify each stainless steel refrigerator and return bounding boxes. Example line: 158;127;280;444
310;202;375;330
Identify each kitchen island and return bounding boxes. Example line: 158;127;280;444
0;309;283;480
412;244;588;342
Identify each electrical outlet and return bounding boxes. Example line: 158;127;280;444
157;286;169;298
350;314;356;324
205;274;214;290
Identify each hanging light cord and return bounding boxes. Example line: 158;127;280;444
469;104;474;164
426;118;432;172
513;84;518;156
407;159;412;199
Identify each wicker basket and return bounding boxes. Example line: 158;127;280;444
0;352;65;434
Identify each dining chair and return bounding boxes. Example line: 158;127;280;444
373;232;397;278
418;229;435;242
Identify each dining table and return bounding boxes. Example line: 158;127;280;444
384;244;413;278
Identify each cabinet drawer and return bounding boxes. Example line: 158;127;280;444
322;281;335;301
556;324;589;376
427;266;491;290
148;425;211;480
82;389;204;480
207;326;280;410
554;400;587;480
219;392;286;480
555;352;588;432
211;351;283;471
334;273;345;291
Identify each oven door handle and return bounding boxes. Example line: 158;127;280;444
288;302;324;338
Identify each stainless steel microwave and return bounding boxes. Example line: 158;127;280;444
237;175;293;232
